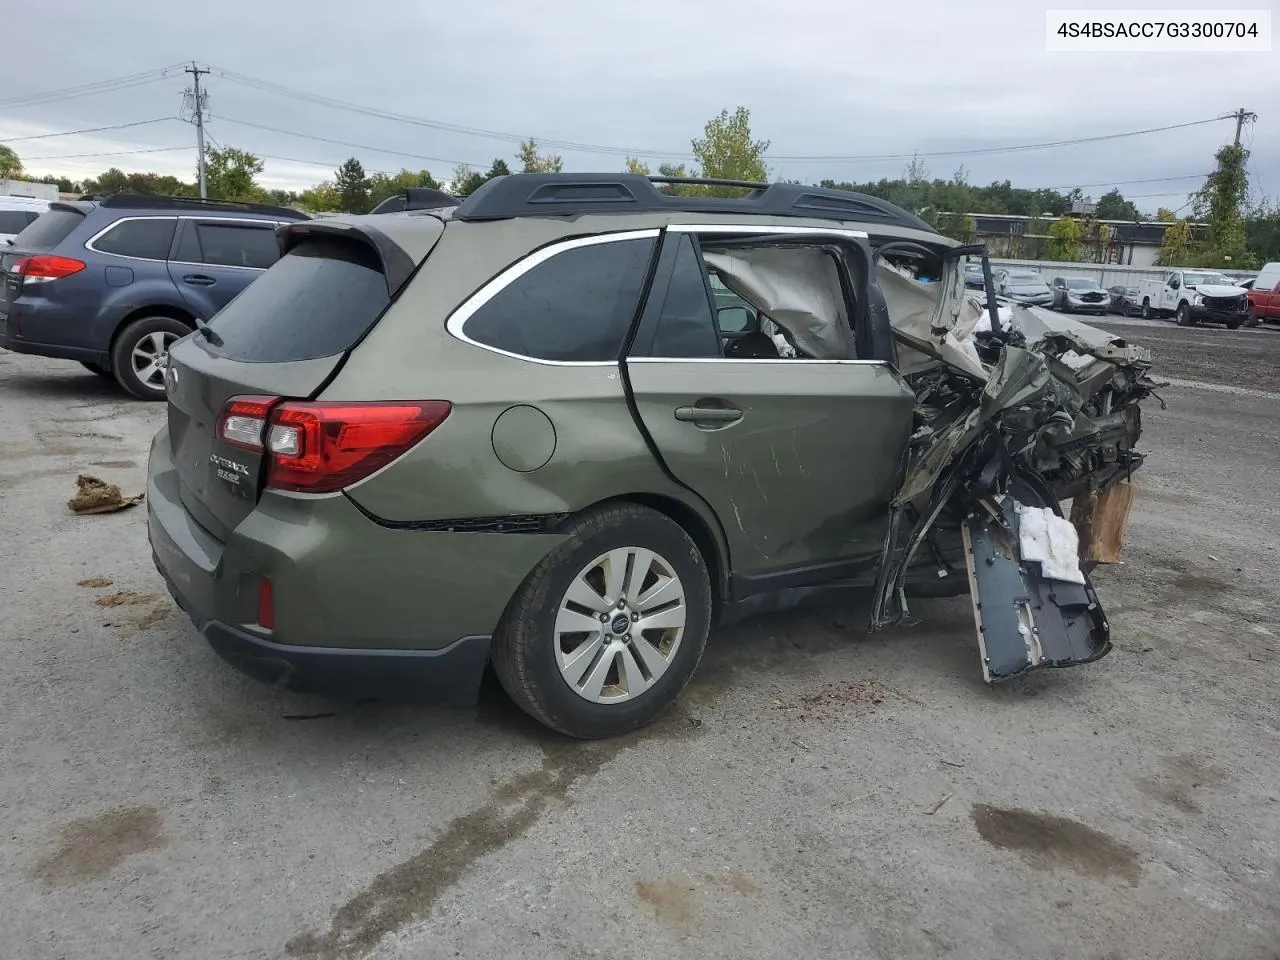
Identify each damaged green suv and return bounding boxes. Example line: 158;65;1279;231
147;174;1157;738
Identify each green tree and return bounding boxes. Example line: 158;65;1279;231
298;181;342;212
518;139;563;174
1095;188;1142;221
0;144;22;179
656;162;688;195
1045;217;1082;261
1156;219;1194;266
367;168;442;208
1245;198;1280;264
83;168;131;195
334;157;370;213
1190;144;1254;268
37;174;80;193
625;157;650;175
205;147;265;202
449;163;487;197
690;106;769;195
485;158;512;180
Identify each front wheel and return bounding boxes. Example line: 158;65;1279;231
1176;303;1195;327
1141;299;1152;320
492;503;712;739
111;316;190;400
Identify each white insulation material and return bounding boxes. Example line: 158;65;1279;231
1014;502;1086;585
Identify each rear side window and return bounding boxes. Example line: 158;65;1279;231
631;235;719;358
12;208;83;249
192;222;280;269
0;211;35;234
93;218;176;260
464;236;656;362
206;238;389;362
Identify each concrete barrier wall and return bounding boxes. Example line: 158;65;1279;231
985;257;1258;289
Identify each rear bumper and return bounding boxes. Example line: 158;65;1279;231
1;303;110;363
159;562;490;700
145;426;563;702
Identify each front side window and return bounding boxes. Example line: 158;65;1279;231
93;218;176;260
463;236;656;362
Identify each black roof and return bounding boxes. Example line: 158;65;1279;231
453;173;937;233
77;194;309;220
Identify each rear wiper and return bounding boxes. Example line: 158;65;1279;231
194;319;223;347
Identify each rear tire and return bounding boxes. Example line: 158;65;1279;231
1176;303;1195;327
79;360;113;378
111;316;190;400
492;503;712;739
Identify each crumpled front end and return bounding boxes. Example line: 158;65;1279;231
872;255;1161;681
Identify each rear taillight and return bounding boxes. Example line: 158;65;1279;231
11;254;86;284
216;397;452;494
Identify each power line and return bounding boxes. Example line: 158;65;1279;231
215;115;486;168
1039;173;1209;190
21;144;190;160
206;66;1242;164
0;117;179;142
0;64;187;109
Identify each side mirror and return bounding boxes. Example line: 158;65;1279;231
717;305;753;334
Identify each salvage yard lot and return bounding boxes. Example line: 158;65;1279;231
2;318;1279;960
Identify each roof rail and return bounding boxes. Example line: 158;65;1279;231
452;173;936;233
87;194;310;220
369;187;460;215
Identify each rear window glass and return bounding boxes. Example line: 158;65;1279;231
464;237;656;362
93;218;176;260
12;208;83;249
205;238;389;362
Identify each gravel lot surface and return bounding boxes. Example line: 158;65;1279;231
2;315;1278;960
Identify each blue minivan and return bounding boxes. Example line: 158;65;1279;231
1;195;308;398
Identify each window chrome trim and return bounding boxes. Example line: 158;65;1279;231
445;228;661;367
625;357;888;365
667;223;870;240
84;214;287;269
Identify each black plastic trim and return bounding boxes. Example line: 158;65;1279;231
87;193;309;219
454;173;937;233
344;494;570;534
276;221;419;298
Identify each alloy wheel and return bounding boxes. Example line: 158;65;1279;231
131;330;179;391
554;546;687;704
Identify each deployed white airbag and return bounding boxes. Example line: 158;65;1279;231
1014;501;1086;585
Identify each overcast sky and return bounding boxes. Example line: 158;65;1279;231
1;0;1275;214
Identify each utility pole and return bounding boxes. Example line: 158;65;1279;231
184;62;210;198
1232;107;1257;147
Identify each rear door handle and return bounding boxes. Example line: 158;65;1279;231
183;274;216;287
674;404;742;424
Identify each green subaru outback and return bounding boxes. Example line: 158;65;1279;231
147;174;1157;738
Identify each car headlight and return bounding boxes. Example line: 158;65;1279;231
1192;293;1203;306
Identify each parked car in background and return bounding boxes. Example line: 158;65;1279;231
1245;262;1280;325
1136;269;1250;328
0;195;52;246
1107;284;1141;316
994;268;1053;306
963;261;985;288
1049;276;1109;314
146;173;1156;739
1;195;308;398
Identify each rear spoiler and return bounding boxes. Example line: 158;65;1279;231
275;220;420;299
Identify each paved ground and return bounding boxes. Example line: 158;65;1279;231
2;316;1279;960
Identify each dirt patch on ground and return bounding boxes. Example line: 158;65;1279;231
971;804;1142;887
76;578;113;589
95;591;158;608
771;679;889;721
32;806;166;887
635;878;698;930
